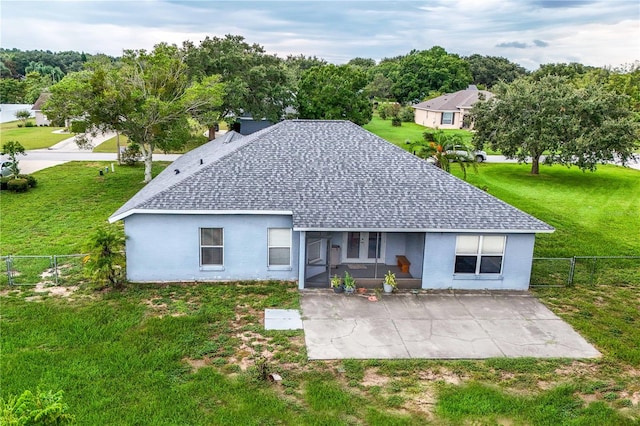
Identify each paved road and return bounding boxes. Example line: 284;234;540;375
485;155;640;170
16;152;640;176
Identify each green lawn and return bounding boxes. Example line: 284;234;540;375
0;120;69;150
1;162;639;424
452;163;640;257
0;162;167;255
365;114;505;153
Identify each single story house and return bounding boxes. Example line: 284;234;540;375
109;120;553;290
31;92;51;126
412;85;493;129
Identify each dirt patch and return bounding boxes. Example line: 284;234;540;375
554;361;599;378
417;368;466;385
184;357;210;372
403;392;436;419
621;391;640;406
26;282;78;299
362;368;391;387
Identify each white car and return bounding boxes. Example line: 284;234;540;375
1;161;14;177
448;146;487;163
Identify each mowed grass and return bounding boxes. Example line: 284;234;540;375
1;161;639;424
0;120;69;149
451;163;640;257
364;114;474;147
0;161;168;255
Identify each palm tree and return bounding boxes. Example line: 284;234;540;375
408;130;478;179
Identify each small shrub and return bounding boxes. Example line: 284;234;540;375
399;106;414;122
423;131;436;142
391;117;402;127
70;120;88;133
0;177;10;190
17;174;37;188
0;389;74;425
25;121;35;127
7;178;29;193
16;123;23;128
121;143;142;165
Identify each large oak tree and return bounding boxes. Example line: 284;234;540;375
471;75;639;174
296;64;372;125
46;43;225;183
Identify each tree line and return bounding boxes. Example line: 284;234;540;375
6;36;638;180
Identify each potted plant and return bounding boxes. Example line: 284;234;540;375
330;274;344;293
343;272;356;294
383;270;397;293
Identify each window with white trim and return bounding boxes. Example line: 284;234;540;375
200;228;223;266
455;235;505;274
441;111;454;125
268;228;291;267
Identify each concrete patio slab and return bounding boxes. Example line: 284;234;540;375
264;309;303;330
300;292;601;360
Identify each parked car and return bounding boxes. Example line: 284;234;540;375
448;146;487;163
1;161;14;177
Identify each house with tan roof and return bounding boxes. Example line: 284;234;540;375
109;120;552;290
412;85;493;129
31;92;51;126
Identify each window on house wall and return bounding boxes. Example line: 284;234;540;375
200;228;223;266
455;235;505;274
441;112;454;125
268;228;291;267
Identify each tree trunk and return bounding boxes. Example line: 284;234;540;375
116;131;121;164
140;143;154;183
531;155;540;175
208;126;216;141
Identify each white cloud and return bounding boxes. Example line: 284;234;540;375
0;0;637;69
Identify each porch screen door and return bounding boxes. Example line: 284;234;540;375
345;232;383;262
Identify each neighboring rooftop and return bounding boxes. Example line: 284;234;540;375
413;85;493;112
110;120;552;233
31;92;51;111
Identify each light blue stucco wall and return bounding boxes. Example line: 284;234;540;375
422;233;536;290
124;214;299;282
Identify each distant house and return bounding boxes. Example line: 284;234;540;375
412;85;493;129
109;120;553;290
31;93;51;126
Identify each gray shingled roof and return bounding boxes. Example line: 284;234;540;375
413;85;494;112
110;120;553;233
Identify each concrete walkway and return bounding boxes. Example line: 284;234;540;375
301;292;601;360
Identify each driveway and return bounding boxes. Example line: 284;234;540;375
301;292;601;360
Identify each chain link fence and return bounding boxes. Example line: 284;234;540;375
1;254;638;288
530;256;640;287
1;254;86;287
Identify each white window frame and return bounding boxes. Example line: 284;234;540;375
441;111;454;125
307;238;322;264
454;235;505;275
268;228;292;269
200;227;224;268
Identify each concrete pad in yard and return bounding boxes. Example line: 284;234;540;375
395;319;505;359
481;319;602;358
301;292;600;360
304;318;410;359
264;309;302;330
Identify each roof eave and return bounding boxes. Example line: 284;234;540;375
109;208;295;223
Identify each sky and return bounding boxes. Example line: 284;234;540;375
1;0;639;70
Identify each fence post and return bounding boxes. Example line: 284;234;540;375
5;256;13;286
53;255;59;286
568;257;576;286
